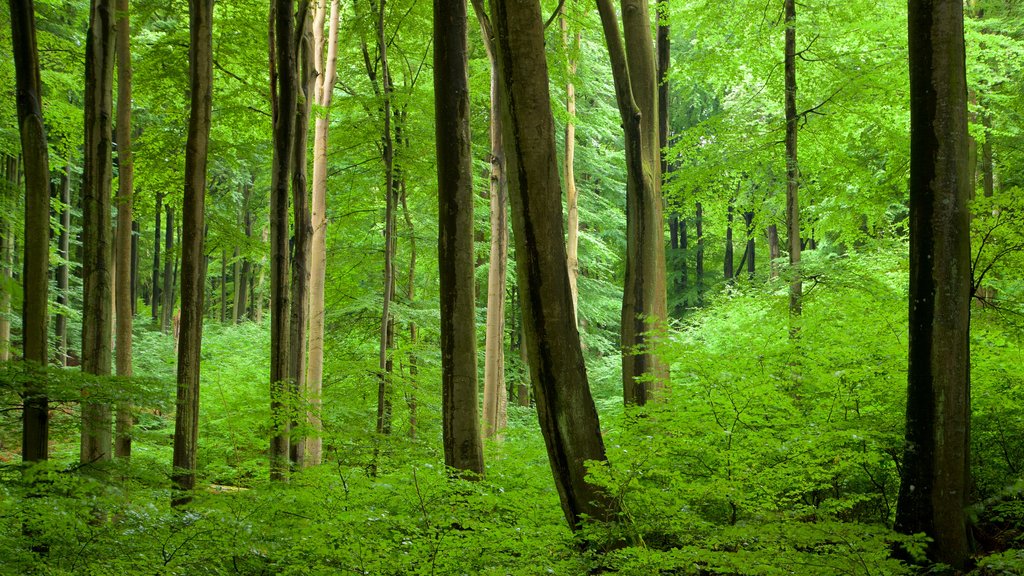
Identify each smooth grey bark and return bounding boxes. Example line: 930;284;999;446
114;0;134;459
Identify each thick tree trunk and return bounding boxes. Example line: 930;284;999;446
289;0;314;468
161;204;174;333
171;0;212;505
784;0;801;316
894;0;972;568
436;0;484;475
114;0;134;459
57;158;71;366
269;0;296;482
152;191;162;320
600;0;668;405
306;0;339;466
491;0;613;529
80;0;116;465
10;0;52;463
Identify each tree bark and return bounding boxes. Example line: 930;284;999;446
724;200;734;280
152;191;162;320
767;223;780;278
784;0;801;316
743;211;755;278
80;0;116;465
57;158;71;366
234;185;252;323
269;0;296;482
436;0;484;475
306;0;339;466
171;0;212;505
114;0;134;459
161;203;174;333
597;0;669;405
0;157;14;363
562;11;580;325
894;0;972;568
10;0;52;463
490;0;613;529
695;201;704;304
131;219;139;314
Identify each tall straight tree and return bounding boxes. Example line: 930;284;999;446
114;0;134;459
561;6;581;324
436;0;484;476
784;0;801;316
596;0;668;405
151;191;162;321
469;0;509;441
80;0;116;465
269;0;296;481
305;0;340;467
894;0;972;568
56;159;71;366
490;0;613;528
10;0;52;463
171;0;213;504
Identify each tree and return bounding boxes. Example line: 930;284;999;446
784;0;801;316
10;0;51;463
596;0;669;405
562;6;581;324
114;0;134;459
490;0;613;528
436;0;484;476
171;0;213;504
305;0;340;467
894;0;972;568
80;0;116;465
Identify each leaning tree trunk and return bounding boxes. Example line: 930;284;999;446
436;0;484;475
10;0;52;463
784;0;801;316
80;0;116;465
894;0;972;568
171;0;212;505
114;0;134;459
269;0;296;482
305;0;339;466
490;0;613;529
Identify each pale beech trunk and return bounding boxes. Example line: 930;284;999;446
784;0;801;316
436;0;484;475
894;0;972;567
0;157;14;363
269;0;296;482
81;0;116;465
11;0;51;463
161;203;174;333
491;0;613;528
470;0;509;441
561;12;580;325
151;191;161;321
400;182;418;440
57;158;71;366
172;0;212;504
304;0;339;467
289;0;314;468
114;0;134;459
767;223;780;278
596;0;668;405
234;184;252;323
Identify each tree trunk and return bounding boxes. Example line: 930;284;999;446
470;0;509;442
269;0;296;482
219;250;227;323
767;223;780;278
695;201;704;304
724;200;734;280
0;157;15;363
491;0;613;529
562;12;581;325
57;158;71;366
599;0;668;405
234;185;252;323
114;0;134;459
743;211;755;278
980;108;993;198
784;0;801;316
306;0;339;466
894;0;972;568
80;0;116;465
171;0;212;505
400;180;418;441
289;0;314;468
10;0;52;463
161;204;174;333
436;0;484;475
152;191;162;320
131;219;139;315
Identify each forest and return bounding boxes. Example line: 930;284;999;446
1;0;1023;573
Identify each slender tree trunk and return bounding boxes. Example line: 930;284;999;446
161;204;174;333
695;201;704;304
269;0;296;482
171;0;212;505
784;0;801;316
0;157;15;363
599;0;669;405
744;211;754;278
767;223;780;278
894;0;972;568
400;182;418;441
114;0;134;459
724;200;734;280
981;108;993;198
289;0;314;468
131;219;139;314
10;0;52;463
80;0;116;465
436;0;484;475
234;185;252;323
470;0;509;442
57;158;71;366
562;12;581;325
491;0;613;529
152;191;162;320
219;250;227;323
306;0;339;466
